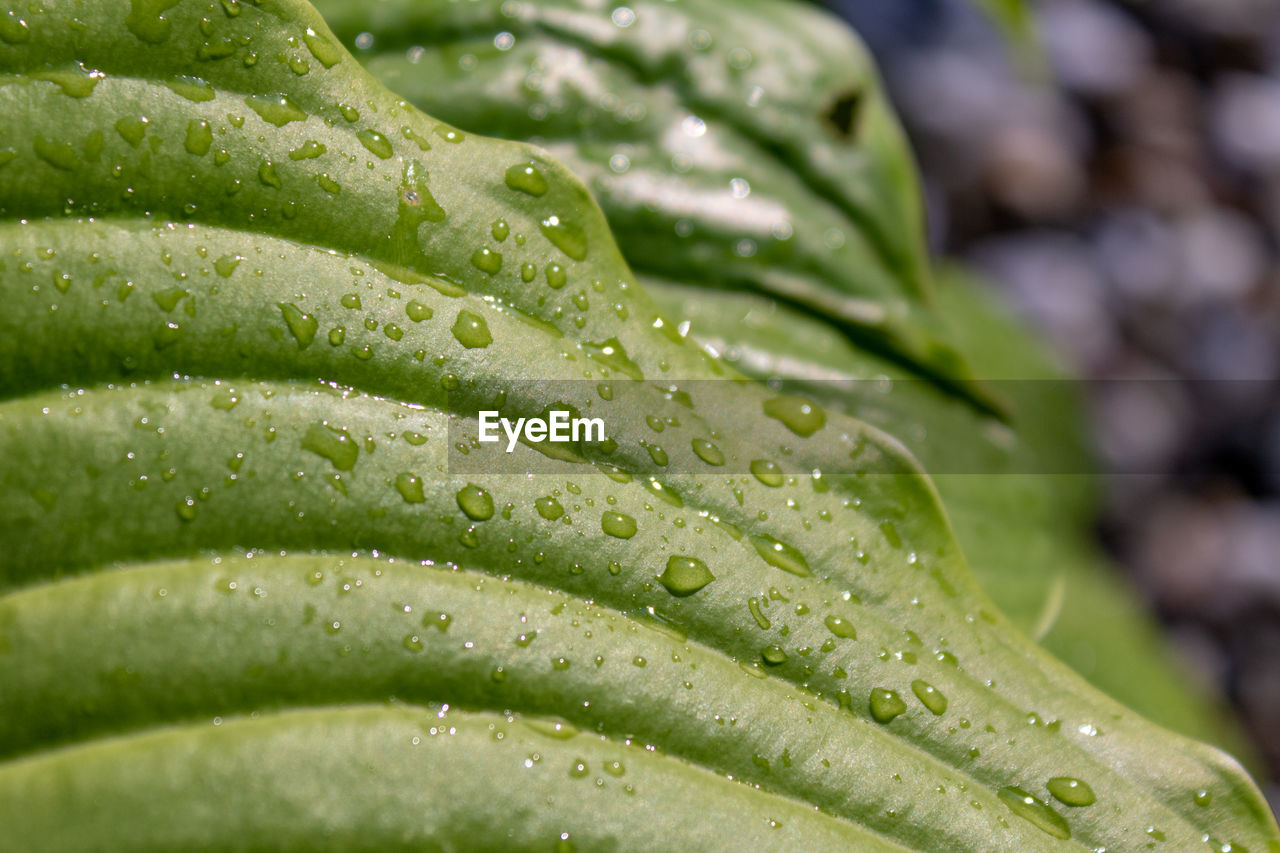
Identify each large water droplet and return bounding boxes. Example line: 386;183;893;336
869;688;906;723
691;438;725;466
763;395;825;437
658;556;714;596
395;472;426;504
302;423;358;471
505;162;549;196
456;483;494;520
277;303;318;348
246;94;308;127
540;215;588;260
1046;777;1095;807
749;534;811;576
451;310;492;349
997;787;1071;840
601;511;637;539
911;680;947;715
823;615;856;639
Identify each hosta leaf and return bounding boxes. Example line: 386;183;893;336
317;0;1251;761
311;0;1000;409
0;1;1275;851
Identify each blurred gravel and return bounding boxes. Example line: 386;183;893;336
823;0;1280;796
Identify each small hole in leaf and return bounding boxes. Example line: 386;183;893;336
825;90;863;140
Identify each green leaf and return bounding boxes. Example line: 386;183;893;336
312;0;1002;411
319;0;1256;765
0;1;1276;851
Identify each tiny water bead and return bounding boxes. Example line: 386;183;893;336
1045;777;1095;807
997;787;1070;840
456;484;494;521
600;511;637;539
451;310;492;349
658;556;715;597
869;688;906;723
910;680;947;715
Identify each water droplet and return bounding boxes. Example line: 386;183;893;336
658;556;714;596
601;511;637;539
33;68;101;98
126;0;182;44
303;28;342;68
749;535;811;576
997;787;1070;840
33;138;79;171
258;160;283;189
175;496;199;521
277;303;318;348
395;472;426;504
1046;777;1094;807
451;310;492;349
302;423;358;471
165;75;216;102
505;162;549;196
750;459;784;487
0;11;31;44
288;140;326;160
540;215;588;260
763;395;825;437
184;120;213;156
869;688;906;723
456;483;494;520
823;615;856;640
470;247;502;275
546;264;567;289
911;680;947;715
114;116;149;147
357;128;393;159
691;438;725;466
1194;790;1212;808
583;338;642;380
761;645;788;665
245;94;308;127
535;496;565;520
406;301;433;322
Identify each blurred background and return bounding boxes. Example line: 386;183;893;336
822;0;1280;808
